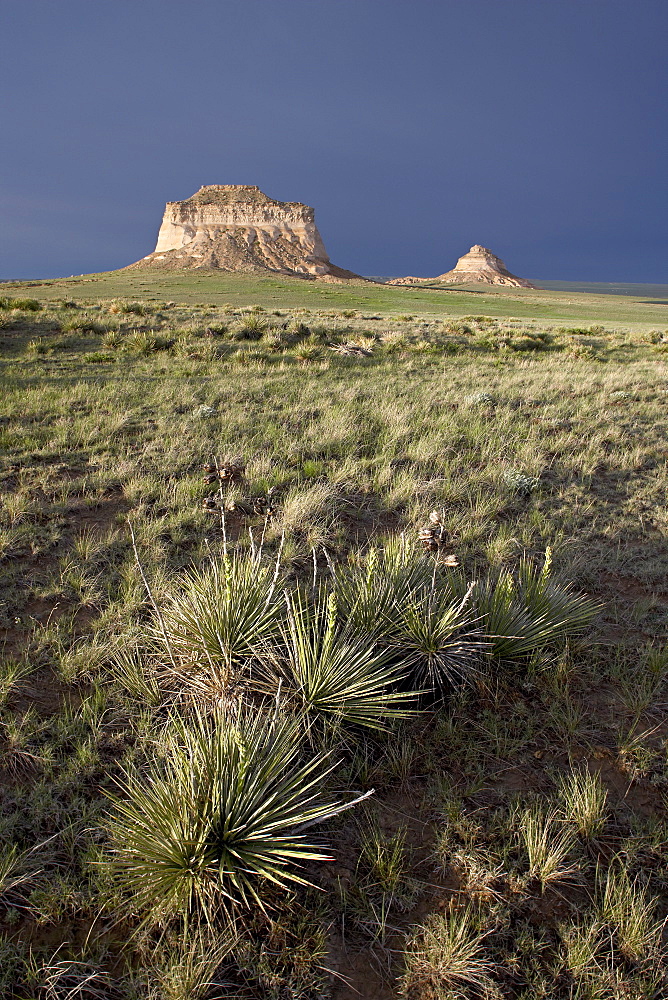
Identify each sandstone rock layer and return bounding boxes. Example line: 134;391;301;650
389;245;536;288
127;185;364;280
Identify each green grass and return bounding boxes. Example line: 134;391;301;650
3;266;668;330
0;282;667;998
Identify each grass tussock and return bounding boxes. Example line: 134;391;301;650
399;903;497;999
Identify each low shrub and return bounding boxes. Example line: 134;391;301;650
231;316;266;340
467;391;495;406
559;325;606;336
0;297;41;311
443;321;473;335
503;469;541;496
108;300;151;316
509;334;550;351
567;343;601;361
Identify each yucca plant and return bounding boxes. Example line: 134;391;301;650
271;591;417;730
106;708;350;924
470;548;601;662
330;537;433;639
399;903;496;999
387;586;486;695
516;548;601;635
157;552;284;694
231;315;266;340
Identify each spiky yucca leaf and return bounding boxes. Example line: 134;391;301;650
110;645;162;706
158;553;284;690
274;591;418;729
473;570;557;660
388;588;486;694
331;537;433;638
107;709;343;922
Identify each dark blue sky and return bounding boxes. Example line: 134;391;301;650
2;0;666;281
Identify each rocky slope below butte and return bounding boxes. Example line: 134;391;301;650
389;245;536;288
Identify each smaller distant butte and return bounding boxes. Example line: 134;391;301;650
126;184;366;282
388;245;537;288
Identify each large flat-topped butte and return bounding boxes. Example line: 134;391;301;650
128;184;364;281
390;245;537;288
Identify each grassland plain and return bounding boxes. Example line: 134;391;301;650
4;269;668;330
0;273;667;999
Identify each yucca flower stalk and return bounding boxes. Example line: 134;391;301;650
272;590;418;730
106;709;355;924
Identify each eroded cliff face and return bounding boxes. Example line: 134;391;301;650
127;185;363;280
389;245;536;288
